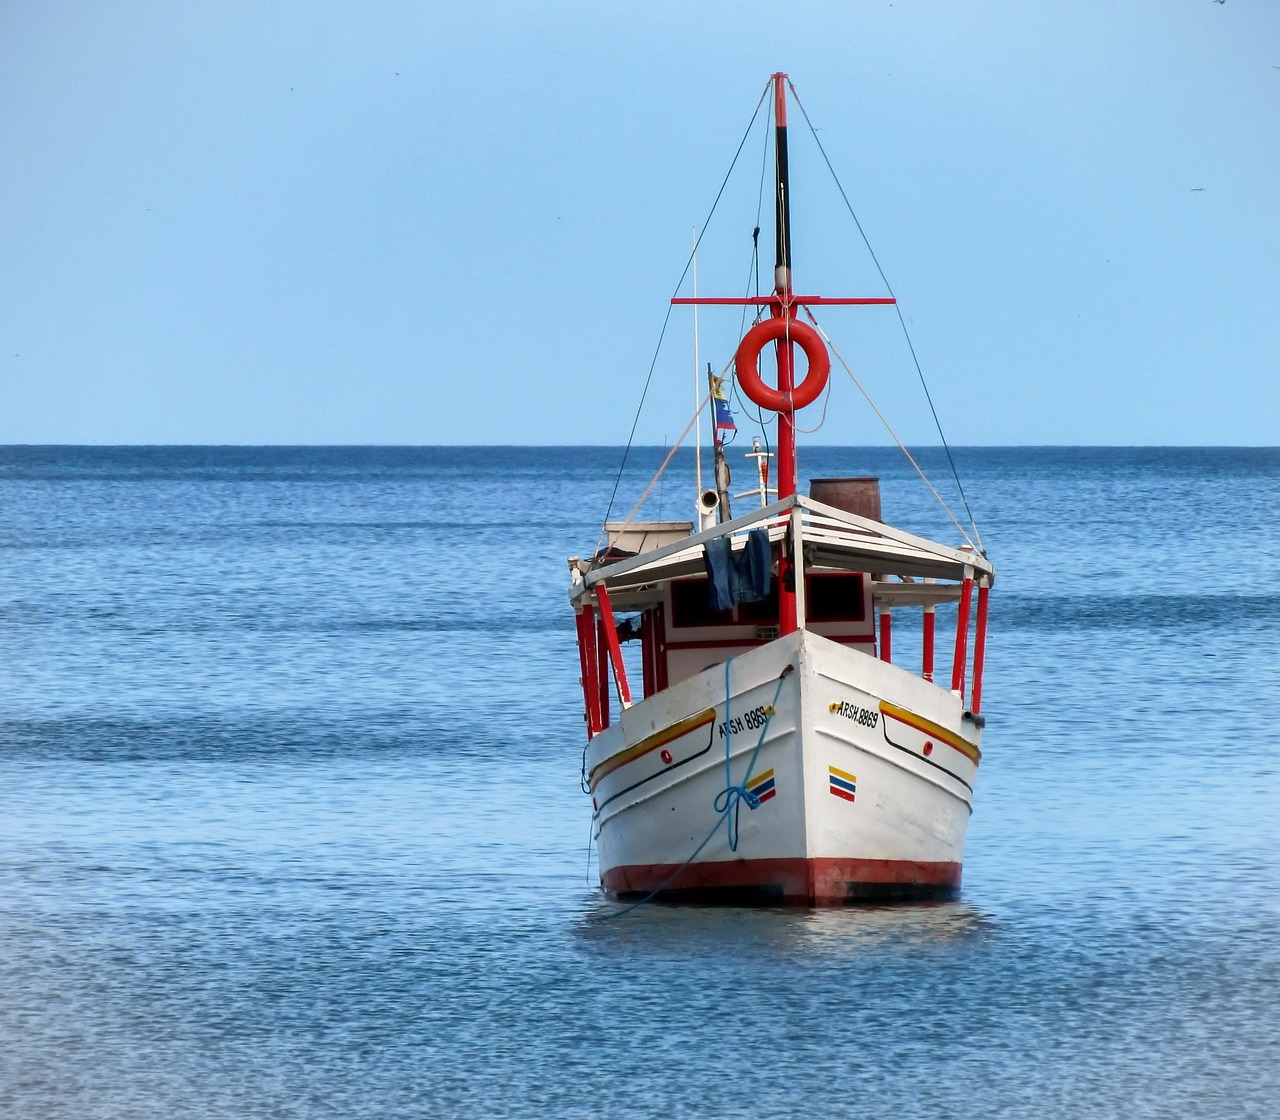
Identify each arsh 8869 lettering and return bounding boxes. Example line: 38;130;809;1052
717;704;774;739
830;699;879;727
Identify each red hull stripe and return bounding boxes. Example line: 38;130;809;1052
603;857;961;905
879;700;980;763
588;709;716;789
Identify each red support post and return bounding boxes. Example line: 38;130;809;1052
922;606;936;682
878;607;892;663
779;526;797;636
596;615;610;729
577;603;601;736
951;576;974;696
971;581;990;714
593;582;633;710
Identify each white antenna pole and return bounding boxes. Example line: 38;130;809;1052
692;226;703;501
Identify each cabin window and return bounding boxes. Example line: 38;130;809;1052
806;573;866;623
671;574;865;626
738;584;780;623
669;576;782;627
669;578;733;628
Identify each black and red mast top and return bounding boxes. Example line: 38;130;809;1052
770;72;799;502
673;73;895;633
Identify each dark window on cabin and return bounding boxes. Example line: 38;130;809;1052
806;573;866;622
738;583;780;623
672;574;865;626
670;578;734;627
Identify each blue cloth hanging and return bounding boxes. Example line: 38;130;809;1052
703;529;773;610
740;528;772;603
704;536;737;611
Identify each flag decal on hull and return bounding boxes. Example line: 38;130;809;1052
828;765;857;802
746;769;776;807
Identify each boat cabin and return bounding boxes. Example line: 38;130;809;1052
568;482;992;738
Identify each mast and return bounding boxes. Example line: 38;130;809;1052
771;72;798;504
668;74;899;636
771;72;799;635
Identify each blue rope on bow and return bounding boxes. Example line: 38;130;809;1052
716;657;762;850
716;658;787;850
596;660;789;920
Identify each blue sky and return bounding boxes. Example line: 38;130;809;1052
2;0;1277;445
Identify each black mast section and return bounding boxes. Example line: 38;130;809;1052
773;74;791;294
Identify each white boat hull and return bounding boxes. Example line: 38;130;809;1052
586;628;981;904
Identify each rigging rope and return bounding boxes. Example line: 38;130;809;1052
747;110;769;317
787;79;984;552
594;80;773;561
608;386;714;547
803;306;979;550
733;132;774;456
792;348;834;436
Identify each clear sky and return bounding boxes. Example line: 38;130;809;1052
2;0;1277;446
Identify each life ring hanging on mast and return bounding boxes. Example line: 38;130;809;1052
734;317;830;413
669;73;895;494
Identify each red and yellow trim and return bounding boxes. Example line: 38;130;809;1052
879;700;980;763
587;709;716;790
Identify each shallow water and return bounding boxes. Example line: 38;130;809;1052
2;446;1277;1118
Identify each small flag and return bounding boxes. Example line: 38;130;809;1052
711;375;736;433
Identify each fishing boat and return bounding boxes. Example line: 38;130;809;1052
568;73;994;905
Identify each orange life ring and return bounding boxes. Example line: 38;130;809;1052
734;317;831;412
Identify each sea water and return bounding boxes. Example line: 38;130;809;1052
1;445;1277;1119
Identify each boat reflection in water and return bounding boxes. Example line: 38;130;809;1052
579;899;995;952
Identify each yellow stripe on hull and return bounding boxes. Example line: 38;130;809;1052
588;709;716;789
878;700;980;763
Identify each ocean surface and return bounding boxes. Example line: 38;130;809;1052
1;445;1277;1119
